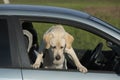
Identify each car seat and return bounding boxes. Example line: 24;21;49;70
22;22;39;64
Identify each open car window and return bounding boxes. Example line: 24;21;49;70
21;21;119;73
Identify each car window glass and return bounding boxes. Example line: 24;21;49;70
21;21;117;72
0;19;12;67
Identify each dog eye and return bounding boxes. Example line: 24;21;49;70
52;46;56;49
60;46;64;49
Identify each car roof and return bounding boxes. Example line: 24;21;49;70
0;4;119;31
0;4;90;18
0;4;120;41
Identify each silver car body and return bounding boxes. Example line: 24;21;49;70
0;4;120;80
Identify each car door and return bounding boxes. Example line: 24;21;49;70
19;17;120;80
22;69;119;80
0;17;23;80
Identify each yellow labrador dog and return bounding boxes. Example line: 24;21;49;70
32;25;88;73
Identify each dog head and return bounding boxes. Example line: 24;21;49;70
43;26;74;65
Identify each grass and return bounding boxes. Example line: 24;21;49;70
1;0;120;50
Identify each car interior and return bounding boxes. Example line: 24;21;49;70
67;42;119;71
21;21;120;73
22;22;39;64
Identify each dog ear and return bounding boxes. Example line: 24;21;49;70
64;32;74;49
43;33;53;49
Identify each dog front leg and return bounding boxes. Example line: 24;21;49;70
32;53;43;69
65;48;88;73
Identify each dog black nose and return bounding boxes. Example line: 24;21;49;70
55;55;61;60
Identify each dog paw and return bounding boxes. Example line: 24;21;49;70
32;63;40;69
78;66;88;73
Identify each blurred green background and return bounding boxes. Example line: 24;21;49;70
1;0;120;50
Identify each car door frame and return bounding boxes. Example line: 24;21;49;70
0;16;24;80
17;16;120;80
